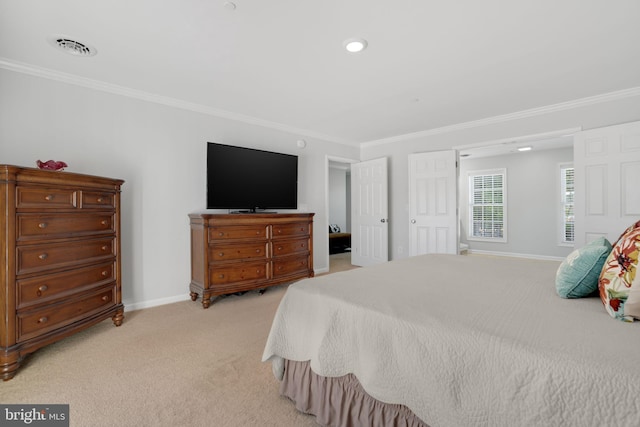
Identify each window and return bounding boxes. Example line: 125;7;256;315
468;169;506;241
560;164;575;244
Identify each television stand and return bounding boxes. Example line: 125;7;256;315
189;212;315;308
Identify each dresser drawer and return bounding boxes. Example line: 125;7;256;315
16;186;77;209
272;237;310;257
273;256;310;278
17;213;114;241
17;238;115;275
209;261;268;285
272;222;310;239
209;225;268;241
17;262;114;309
17;285;116;342
209;242;268;262
81;191;116;209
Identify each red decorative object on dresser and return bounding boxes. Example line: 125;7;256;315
36;160;68;171
189;213;314;308
0;165;124;380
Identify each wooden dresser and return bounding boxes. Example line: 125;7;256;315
189;213;314;308
0;165;124;380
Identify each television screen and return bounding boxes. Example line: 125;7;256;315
207;142;298;212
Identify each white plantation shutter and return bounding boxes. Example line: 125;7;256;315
561;166;575;243
469;170;506;241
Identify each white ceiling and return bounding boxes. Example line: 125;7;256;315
1;0;639;147
458;135;573;159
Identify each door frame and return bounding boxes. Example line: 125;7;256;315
453;126;581;254
323;155;358;274
453;127;581;152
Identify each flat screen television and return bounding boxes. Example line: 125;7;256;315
207;142;298;212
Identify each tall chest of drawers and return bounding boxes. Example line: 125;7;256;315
0;165;124;380
189;213;314;308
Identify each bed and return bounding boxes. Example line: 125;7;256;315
328;232;351;254
329;223;351;254
262;254;640;427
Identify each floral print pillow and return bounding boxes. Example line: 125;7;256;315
599;220;640;322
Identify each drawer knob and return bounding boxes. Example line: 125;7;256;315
255;249;260;253
219;274;225;279
36;284;48;297
101;220;108;226
278;266;283;270
277;229;282;234
218;252;224;257
277;246;283;251
38;253;48;260
44;195;54;201
256;269;261;273
101;295;109;302
38;316;48;324
101;246;108;251
97;197;104;203
38;222;48;229
219;232;224;237
102;270;108;277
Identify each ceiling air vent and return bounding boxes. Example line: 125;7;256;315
48;36;97;57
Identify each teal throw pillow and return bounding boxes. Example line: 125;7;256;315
556;237;613;299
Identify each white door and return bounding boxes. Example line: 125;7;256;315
351;158;389;266
574;120;640;247
408;150;459;255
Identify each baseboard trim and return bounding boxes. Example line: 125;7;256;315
468;249;564;262
123;294;192;312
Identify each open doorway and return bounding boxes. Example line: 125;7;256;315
326;156;357;273
455;128;577;259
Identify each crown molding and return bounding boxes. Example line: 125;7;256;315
3;57;639;150
0;57;356;147
361;86;640;148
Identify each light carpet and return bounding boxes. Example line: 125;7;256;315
0;253;357;427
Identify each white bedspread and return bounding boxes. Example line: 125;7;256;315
262;254;640;427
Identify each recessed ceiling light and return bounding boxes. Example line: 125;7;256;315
517;146;532;152
48;36;97;57
343;38;368;53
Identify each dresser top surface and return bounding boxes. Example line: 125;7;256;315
190;212;314;219
0;165;124;188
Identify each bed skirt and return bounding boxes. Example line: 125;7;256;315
279;359;429;427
